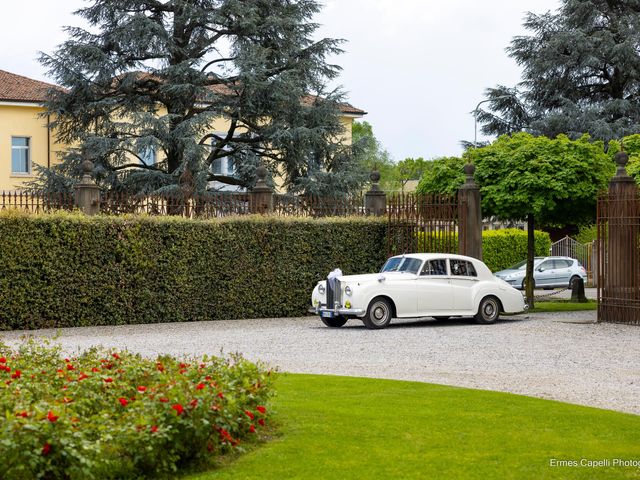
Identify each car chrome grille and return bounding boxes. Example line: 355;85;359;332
326;277;342;309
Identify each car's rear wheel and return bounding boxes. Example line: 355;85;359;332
363;297;393;329
475;296;500;324
320;316;348;328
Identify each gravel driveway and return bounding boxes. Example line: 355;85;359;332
2;310;639;415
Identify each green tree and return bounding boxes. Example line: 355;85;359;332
351;120;397;191
37;0;358;195
395;157;430;192
471;133;613;306
415;156;465;195
478;0;640;142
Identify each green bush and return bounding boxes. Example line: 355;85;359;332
0;340;274;479
417;228;551;272
0;211;387;330
482;229;551;272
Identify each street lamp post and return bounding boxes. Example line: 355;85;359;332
473;94;516;148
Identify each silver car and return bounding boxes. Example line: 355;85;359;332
494;256;587;290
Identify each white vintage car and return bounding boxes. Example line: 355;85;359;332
310;253;527;329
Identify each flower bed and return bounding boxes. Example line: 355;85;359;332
0;340;274;479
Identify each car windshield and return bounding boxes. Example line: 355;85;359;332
508;258;543;270
381;257;422;274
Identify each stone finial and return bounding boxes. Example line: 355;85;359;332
256;165;268;182
78;158;96;186
460;162;477;190
252;164;272;193
610;150;634;184
369;170;381;193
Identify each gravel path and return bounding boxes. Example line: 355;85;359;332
2;310;639;415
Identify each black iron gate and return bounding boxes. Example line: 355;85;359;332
387;193;466;257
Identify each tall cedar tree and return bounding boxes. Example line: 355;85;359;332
477;0;640;142
38;0;363;195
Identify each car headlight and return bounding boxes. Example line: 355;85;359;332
318;283;325;295
345;286;353;296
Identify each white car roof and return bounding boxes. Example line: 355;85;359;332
390;253;479;262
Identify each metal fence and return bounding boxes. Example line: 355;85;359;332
386;193;463;256
272;194;365;217
0;191;75;213
99;192;251;218
550;236;595;284
597;191;640;325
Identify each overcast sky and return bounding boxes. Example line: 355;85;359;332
1;0;560;161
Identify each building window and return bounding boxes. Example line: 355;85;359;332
11;137;30;174
211;157;235;176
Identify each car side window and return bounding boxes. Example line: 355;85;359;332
450;260;477;277
538;261;553;271
421;259;447;276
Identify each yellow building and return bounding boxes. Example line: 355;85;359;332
0;69;365;192
0;70;66;191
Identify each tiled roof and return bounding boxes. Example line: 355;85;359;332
0;69;57;103
0;69;366;115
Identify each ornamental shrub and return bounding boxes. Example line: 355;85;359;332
0;340;274;479
0;211;387;330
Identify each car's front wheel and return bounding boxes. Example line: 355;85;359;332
320;316;348;328
475;296;501;324
363;297;393;329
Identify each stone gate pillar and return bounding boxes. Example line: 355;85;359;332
74;158;101;215
365;170;386;216
250;165;273;214
458;163;482;260
601;151;640;323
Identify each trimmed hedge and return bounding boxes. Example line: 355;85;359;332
416;228;551;272
0;211;387;330
481;229;551;272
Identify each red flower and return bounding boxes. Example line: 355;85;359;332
150;425;158;433
172;404;184;415
256;405;267;414
179;368;187;375
91;367;100;373
217;392;224;399
66;364;75;371
42;443;51;456
195;383;205;390
11;370;21;379
112;353;120;360
244;410;255;420
156;363;165;372
47;411;59;423
159;397;169;403
249;425;256;433
0;357;6;363
190;399;198;408
205;375;212;381
78;373;89;381
258;418;265;426
16;411;28;418
137;386;147;393
104;377;113;383
118;398;128;407
199;363;205;369
179;362;188;369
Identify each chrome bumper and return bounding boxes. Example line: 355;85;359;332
308;306;366;318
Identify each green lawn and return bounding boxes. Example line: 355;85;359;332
531;300;598;312
183;374;640;480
